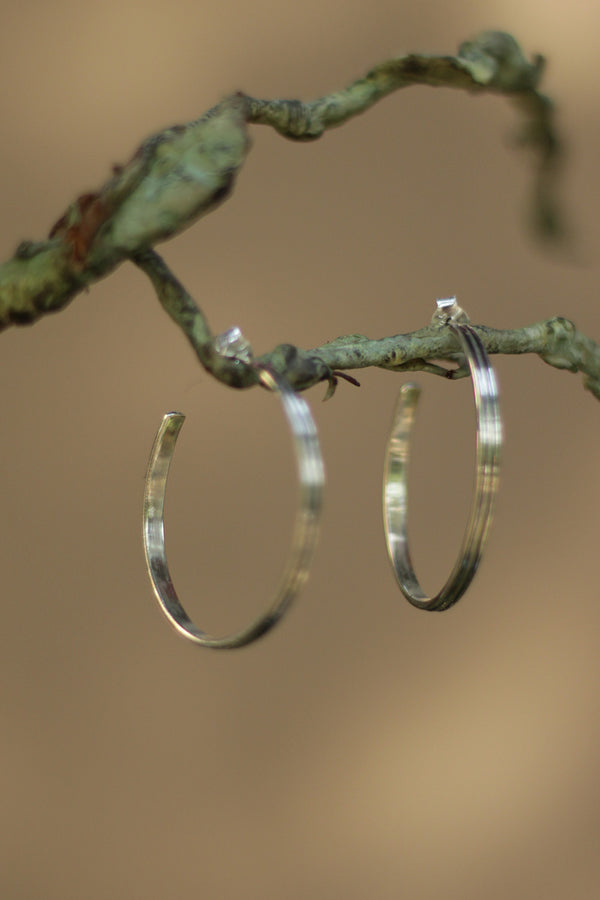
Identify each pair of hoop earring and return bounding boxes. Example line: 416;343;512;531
142;299;502;648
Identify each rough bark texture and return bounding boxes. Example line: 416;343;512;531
1;31;596;400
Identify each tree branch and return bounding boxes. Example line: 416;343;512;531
133;249;600;402
1;31;561;332
1;30;594;400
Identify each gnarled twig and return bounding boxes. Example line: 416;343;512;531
1;31;561;331
134;249;600;401
2;31;594;400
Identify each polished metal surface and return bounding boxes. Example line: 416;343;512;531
143;366;325;648
383;312;502;611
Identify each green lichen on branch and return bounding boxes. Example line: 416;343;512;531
133;249;600;402
245;31;546;136
1;30;562;333
0;97;250;329
0;30;594;399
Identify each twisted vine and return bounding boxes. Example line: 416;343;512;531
1;30;598;400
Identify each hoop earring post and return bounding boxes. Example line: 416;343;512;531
142;360;325;649
383;298;502;611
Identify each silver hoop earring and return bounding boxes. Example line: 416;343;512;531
383;298;502;611
143;363;325;649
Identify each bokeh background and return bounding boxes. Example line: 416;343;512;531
1;1;599;897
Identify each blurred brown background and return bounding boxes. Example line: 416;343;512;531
1;1;599;897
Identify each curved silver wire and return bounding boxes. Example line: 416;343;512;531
142;367;325;648
383;321;502;611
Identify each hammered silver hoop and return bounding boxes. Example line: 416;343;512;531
143;366;325;648
383;318;502;611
